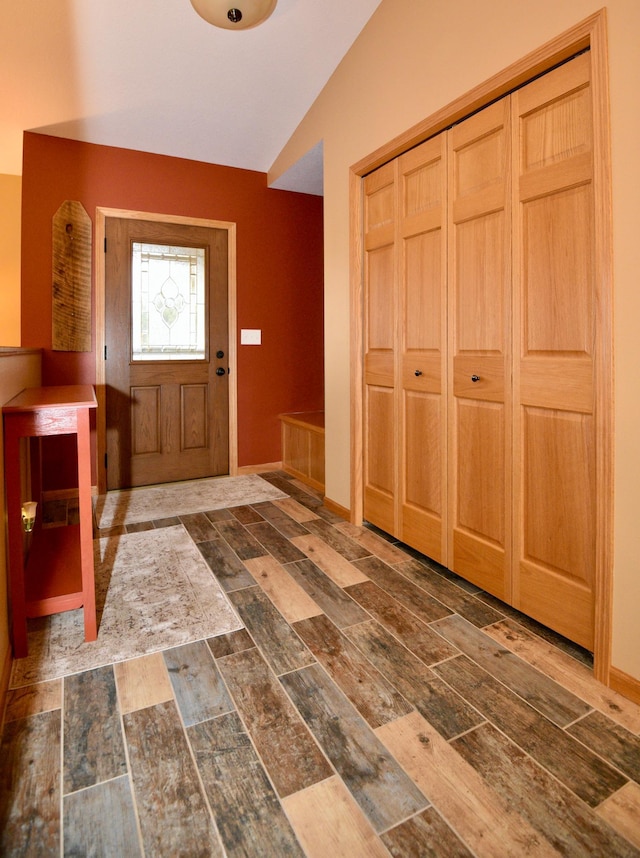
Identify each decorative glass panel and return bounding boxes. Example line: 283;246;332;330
131;243;206;360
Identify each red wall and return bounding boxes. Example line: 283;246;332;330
21;132;324;486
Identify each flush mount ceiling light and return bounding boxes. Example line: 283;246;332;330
190;0;277;29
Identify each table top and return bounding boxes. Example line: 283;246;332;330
2;385;97;414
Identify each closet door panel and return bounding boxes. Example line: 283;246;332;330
398;136;447;562
523;185;593;354
363;163;397;533
404;231;442;352
454;214;505;351
513;52;596;649
519;408;595;649
402;391;443;559
455;402;505;541
448;98;512;599
453;355;505;402
364;385;396;530
453;398;506;593
523;409;595;575
366;245;396;351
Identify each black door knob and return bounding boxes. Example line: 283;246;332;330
216;367;226;376
216;350;225;359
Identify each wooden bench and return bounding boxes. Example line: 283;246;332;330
279;411;325;493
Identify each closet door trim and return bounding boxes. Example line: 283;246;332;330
350;10;612;683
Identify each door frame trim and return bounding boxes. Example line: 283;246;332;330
95;207;238;495
349;10;613;683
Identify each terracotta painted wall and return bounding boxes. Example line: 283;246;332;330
21;132;324;484
270;0;640;683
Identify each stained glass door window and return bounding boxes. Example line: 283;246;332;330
131;242;206;360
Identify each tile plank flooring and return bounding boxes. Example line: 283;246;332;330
2;472;640;856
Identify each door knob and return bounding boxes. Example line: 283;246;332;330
216;350;225;359
414;370;423;377
216;367;226;376
471;374;480;382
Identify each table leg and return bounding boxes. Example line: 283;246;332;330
4;422;28;657
77;408;97;642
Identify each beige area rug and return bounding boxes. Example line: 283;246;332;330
10;525;243;687
94;474;286;528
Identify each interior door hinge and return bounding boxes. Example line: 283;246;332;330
104;345;107;360
104;453;108;469
104;237;107;253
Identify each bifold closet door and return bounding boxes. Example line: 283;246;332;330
363;138;448;561
397;136;448;563
362;51;599;651
512;52;597;650
363;161;397;536
448;98;513;602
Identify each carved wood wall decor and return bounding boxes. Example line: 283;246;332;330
52;200;92;352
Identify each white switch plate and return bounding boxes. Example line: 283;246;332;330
241;329;261;345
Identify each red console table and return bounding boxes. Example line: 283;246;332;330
3;385;97;658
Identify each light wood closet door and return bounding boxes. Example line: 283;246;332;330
512;53;597;649
360;52;602;652
363;161;397;535
448;98;512;600
398;136;448;563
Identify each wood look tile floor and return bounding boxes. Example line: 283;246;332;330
2;472;640;856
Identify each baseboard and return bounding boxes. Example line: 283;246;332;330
609;666;640;706
237;462;282;475
323;496;350;521
0;642;12;735
282;465;325;494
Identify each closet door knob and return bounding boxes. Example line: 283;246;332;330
414;370;423;377
471;374;480;382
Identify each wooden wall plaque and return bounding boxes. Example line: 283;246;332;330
52;200;92;352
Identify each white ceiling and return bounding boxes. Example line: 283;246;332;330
1;0;383;194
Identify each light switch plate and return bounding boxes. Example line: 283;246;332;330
241;329;262;345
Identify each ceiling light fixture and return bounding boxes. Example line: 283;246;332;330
190;0;277;30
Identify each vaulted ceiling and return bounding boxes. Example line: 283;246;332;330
1;0;383;193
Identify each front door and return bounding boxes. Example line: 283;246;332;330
105;217;229;490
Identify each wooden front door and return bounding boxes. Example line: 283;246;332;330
105;217;229;490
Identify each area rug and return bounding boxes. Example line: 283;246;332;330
94;473;286;528
10;525;244;687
